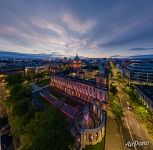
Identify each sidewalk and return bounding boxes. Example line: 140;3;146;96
105;109;124;150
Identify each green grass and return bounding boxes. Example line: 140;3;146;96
84;140;104;150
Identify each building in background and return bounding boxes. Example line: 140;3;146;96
71;54;82;70
126;62;153;84
134;85;153;111
25;65;50;76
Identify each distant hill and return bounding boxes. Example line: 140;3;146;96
110;54;153;59
0;51;63;59
0;51;86;59
130;54;153;58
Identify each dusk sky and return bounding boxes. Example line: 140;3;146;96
0;0;153;58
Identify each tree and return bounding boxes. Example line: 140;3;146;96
8;114;25;137
34;72;45;83
136;107;149;119
21;108;74;150
111;98;123;121
5;74;74;150
5;74;23;88
109;69;113;77
5;75;35;138
24;74;34;82
110;84;118;95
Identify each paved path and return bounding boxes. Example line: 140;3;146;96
105;110;123;150
0;83;7;117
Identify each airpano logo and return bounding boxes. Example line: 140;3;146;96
125;140;149;148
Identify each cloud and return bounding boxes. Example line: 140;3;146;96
0;26;17;34
62;12;97;33
32;19;67;37
0;0;153;57
128;47;153;51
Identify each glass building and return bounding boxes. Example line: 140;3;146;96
126;63;153;84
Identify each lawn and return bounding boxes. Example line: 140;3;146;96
84;140;104;150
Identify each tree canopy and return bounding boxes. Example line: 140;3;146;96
21;108;74;150
109;84;118;95
5;74;74;150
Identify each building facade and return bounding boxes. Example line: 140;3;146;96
50;75;108;110
25;65;50;76
134;85;153;111
50;65;108;149
126;63;153;84
71;54;82;70
74;104;105;149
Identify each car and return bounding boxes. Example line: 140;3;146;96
128;105;133;110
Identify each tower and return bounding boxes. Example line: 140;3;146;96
72;54;82;70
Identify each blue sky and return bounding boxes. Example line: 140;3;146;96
0;0;153;58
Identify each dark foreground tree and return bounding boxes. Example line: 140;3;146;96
21;108;74;150
5;74;74;150
5;74;23;88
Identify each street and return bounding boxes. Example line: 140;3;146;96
111;64;153;150
117;83;153;150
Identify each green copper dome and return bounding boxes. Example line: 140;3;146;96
74;54;80;60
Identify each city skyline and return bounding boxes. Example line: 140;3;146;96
0;0;153;58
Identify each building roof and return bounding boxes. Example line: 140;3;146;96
135;85;153;102
56;74;108;90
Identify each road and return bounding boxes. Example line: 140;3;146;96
111;64;153;150
118;87;153;150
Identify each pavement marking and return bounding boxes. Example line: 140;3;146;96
119;125;125;150
129;119;132;125
118;93;137;150
125;117;133;141
115;75;140;150
125;117;137;150
137;124;140;130
139;123;153;145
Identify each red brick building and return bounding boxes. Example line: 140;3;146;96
71;54;82;69
50;76;108;110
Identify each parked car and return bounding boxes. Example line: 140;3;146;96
128;105;134;110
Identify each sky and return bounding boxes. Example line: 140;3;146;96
0;0;153;58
